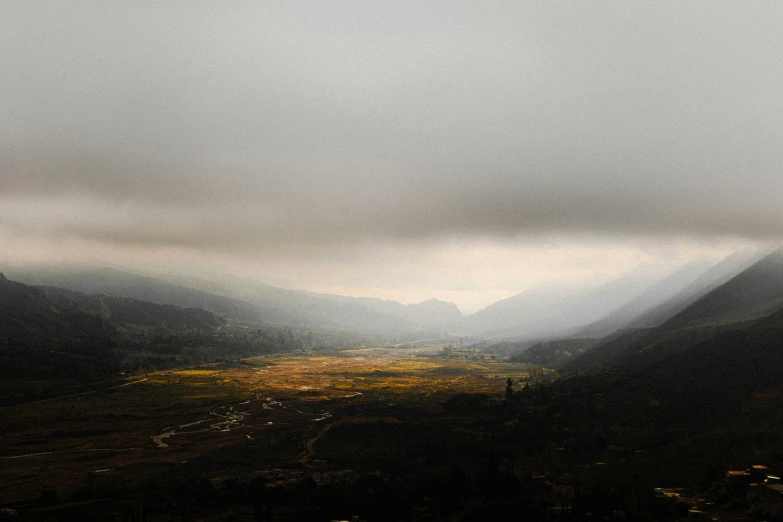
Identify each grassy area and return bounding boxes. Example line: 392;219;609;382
0;345;529;506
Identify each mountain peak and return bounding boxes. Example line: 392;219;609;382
416;297;447;305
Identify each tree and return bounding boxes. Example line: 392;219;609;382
530;365;542;384
505;377;514;400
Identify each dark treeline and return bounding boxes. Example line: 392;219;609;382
0;324;403;400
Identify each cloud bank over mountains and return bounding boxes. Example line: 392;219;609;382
2;2;781;308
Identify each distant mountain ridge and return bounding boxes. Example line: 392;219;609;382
563;248;783;372
0;273;224;344
161;272;464;327
40;286;225;332
10;267;264;322
570;261;715;338
8;267;461;334
321;295;463;326
626;249;764;329
570;250;763;339
453;269;698;339
662;248;783;329
9;248;775;342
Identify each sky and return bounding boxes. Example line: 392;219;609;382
1;2;781;313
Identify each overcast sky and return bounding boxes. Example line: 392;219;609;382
1;2;781;312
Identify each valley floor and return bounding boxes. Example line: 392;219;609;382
2;345;779;521
0;345;531;519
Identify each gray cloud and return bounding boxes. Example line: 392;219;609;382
2;1;783;257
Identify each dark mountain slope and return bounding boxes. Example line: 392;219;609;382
543;307;783;488
0;273;111;347
616;306;783;432
457;272;690;339
0;274;117;392
644;307;783;394
39;286;224;332
0;274;233;395
627;249;763;329
564;248;783;372
11;267;264;322
562;319;753;373
662;248;783;329
509;338;597;367
571;261;713;338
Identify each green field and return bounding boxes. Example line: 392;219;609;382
0;345;533;518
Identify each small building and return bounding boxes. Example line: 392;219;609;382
750;464;769;481
726;470;752;491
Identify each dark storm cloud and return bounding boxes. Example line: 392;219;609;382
3;1;783;254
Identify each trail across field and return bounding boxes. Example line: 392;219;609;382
149;394;338;448
0;345;531;505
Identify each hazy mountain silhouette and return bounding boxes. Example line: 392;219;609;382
159;271;463;328
40;286;224;332
662;248;783;328
621;249;765;329
564;248;783;372
10;267;264;322
571;261;716;338
455;284;578;337
8;267;419;334
154;271;432;333
455;272;682;339
317;295;462;326
569;250;763;339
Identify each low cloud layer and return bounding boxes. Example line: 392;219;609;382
1;2;781;306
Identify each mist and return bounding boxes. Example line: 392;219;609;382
1;2;781;310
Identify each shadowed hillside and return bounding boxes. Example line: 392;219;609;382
9;267;421;334
564;248;783;373
509;338;597;367
663;248;783;329
0;274;232;392
455;269;708;339
0;273;112;348
10;267;264;322
571;257;748;338
627;249;764;329
40;286;225;332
